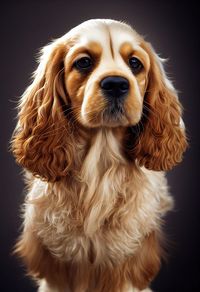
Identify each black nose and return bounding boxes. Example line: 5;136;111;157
100;76;129;100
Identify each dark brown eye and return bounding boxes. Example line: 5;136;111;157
129;57;143;74
74;57;92;71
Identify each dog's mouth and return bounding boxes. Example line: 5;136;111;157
101;101;129;127
80;93;142;128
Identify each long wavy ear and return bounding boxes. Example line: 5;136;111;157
131;42;187;171
11;41;74;182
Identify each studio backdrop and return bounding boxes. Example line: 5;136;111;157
1;1;199;292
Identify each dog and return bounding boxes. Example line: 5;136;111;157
11;19;187;292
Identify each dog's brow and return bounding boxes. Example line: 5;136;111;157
120;42;134;57
120;42;150;70
69;41;102;60
87;41;102;55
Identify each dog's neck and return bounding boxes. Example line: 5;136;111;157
80;128;126;179
65;128;135;235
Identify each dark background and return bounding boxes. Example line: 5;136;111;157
1;1;199;291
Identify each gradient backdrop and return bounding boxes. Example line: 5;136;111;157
1;1;199;291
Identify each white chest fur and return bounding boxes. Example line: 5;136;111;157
24;129;173;265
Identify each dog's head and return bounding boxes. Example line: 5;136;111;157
65;20;149;128
12;19;187;181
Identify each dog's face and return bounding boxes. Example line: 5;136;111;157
65;21;149;128
12;19;187;181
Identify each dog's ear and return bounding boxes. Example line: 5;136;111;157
11;41;75;182
130;42;187;171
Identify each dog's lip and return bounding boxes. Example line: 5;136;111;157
101;105;141;127
101;105;130;127
106;97;124;110
80;100;140;127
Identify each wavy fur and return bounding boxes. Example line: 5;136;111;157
11;19;187;292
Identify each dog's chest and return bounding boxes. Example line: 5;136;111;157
29;130;167;265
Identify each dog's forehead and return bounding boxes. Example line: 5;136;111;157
70;21;141;53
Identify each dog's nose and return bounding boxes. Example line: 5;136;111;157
100;76;129;100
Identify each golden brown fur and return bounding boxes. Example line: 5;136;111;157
11;19;187;292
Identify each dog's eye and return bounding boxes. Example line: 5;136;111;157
129;57;143;74
74;57;92;71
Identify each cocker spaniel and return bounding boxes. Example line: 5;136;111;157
11;19;187;292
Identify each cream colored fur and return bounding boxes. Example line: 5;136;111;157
23;129;172;291
12;19;187;292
